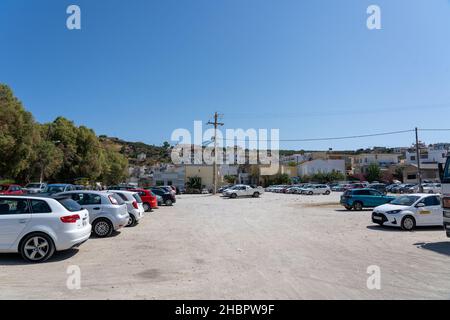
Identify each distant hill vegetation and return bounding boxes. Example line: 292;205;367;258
99;136;172;166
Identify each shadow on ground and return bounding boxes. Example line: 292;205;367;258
0;248;80;266
415;241;450;256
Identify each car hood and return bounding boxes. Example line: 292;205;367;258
374;203;409;213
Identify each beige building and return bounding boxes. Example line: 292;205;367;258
352;153;400;174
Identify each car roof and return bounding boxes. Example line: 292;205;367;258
47;183;72;186
55;190;110;195
107;190;138;195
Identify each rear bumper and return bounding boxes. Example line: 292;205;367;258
56;224;92;251
443;214;450;237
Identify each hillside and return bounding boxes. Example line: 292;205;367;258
99;136;171;166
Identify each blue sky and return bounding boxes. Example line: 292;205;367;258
1;0;450;150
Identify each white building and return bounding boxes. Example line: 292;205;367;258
152;165;185;189
352;153;400;174
137;152;147;161
297;159;346;176
405;145;448;165
280;153;311;165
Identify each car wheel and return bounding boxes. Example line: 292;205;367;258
230;193;237;199
308;191;313;195
428;190;434;194
401;216;416;231
126;214;137;227
165;199;173;206
20;233;55;263
344;205;352;211
252;192;260;198
353;201;363;211
92;218;113;238
324;190;330;195
143;203;151;212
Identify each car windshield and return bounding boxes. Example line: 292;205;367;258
390;196;420;206
0;185;9;191
46;186;65;193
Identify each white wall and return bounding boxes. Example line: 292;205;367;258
297;159;345;176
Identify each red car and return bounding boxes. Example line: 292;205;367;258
128;188;158;211
0;184;24;195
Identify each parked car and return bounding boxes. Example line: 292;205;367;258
340;188;395;211
223;184;264;198
410;183;442;194
344;183;366;190
22;183;47;194
0;195;91;262
372;194;442;230
55;191;129;237
368;183;387;194
331;184;346;192
149;187;176;206
108;190;144;227
128;188;158;211
219;185;234;193
302;184;331;195
0;184;24;195
41;184;76;195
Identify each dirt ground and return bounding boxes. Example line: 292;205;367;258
1;192;450;299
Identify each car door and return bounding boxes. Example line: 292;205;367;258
368;190;384;206
0;198;32;250
77;193;103;222
415;196;441;225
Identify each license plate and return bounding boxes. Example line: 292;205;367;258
373;216;382;220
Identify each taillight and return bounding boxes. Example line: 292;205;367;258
132;201;138;209
109;195;118;205
443;197;450;209
60;214;80;223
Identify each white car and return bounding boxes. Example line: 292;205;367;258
372;194;443;231
223;185;264;198
0;195;91;262
56;190;130;237
108;190;144;227
301;184;331;195
22;182;47;194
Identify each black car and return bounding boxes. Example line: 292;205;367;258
149;187;176;206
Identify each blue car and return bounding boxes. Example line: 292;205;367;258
340;188;395;211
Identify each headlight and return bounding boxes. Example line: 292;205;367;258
386;210;402;214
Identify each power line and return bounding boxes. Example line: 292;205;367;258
223;129;415;142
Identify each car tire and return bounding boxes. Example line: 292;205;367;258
165;199;173;206
401;216;416;231
353;201;363;211
324;190;330;195
20;232;55;263
126;214;137;227
308;191;313;195
92;218;113;238
230;193;237;199
252;192;260;198
344;205;352;211
143;203;151;212
428;190;434;194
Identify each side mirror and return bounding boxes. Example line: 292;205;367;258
416;203;425;208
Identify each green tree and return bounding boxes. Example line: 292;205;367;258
101;149;129;185
366;163;381;182
224;175;237;184
0;84;37;179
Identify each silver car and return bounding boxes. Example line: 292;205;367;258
55;190;129;237
108;190;144;227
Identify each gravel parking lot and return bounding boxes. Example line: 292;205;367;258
1;192;450;299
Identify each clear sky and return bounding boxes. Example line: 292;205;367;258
1;0;450;150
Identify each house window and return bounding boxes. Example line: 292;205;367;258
407;174;417;180
410;156;416;161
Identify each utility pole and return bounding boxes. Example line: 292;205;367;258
207;112;224;195
415;127;423;192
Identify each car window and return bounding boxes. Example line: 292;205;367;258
31;199;52;214
0;198;30;215
369;190;381;196
110;193;125;205
133;194;143;203
114;192;128;201
57;198;82;212
354;190;370;196
421;196;441;207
